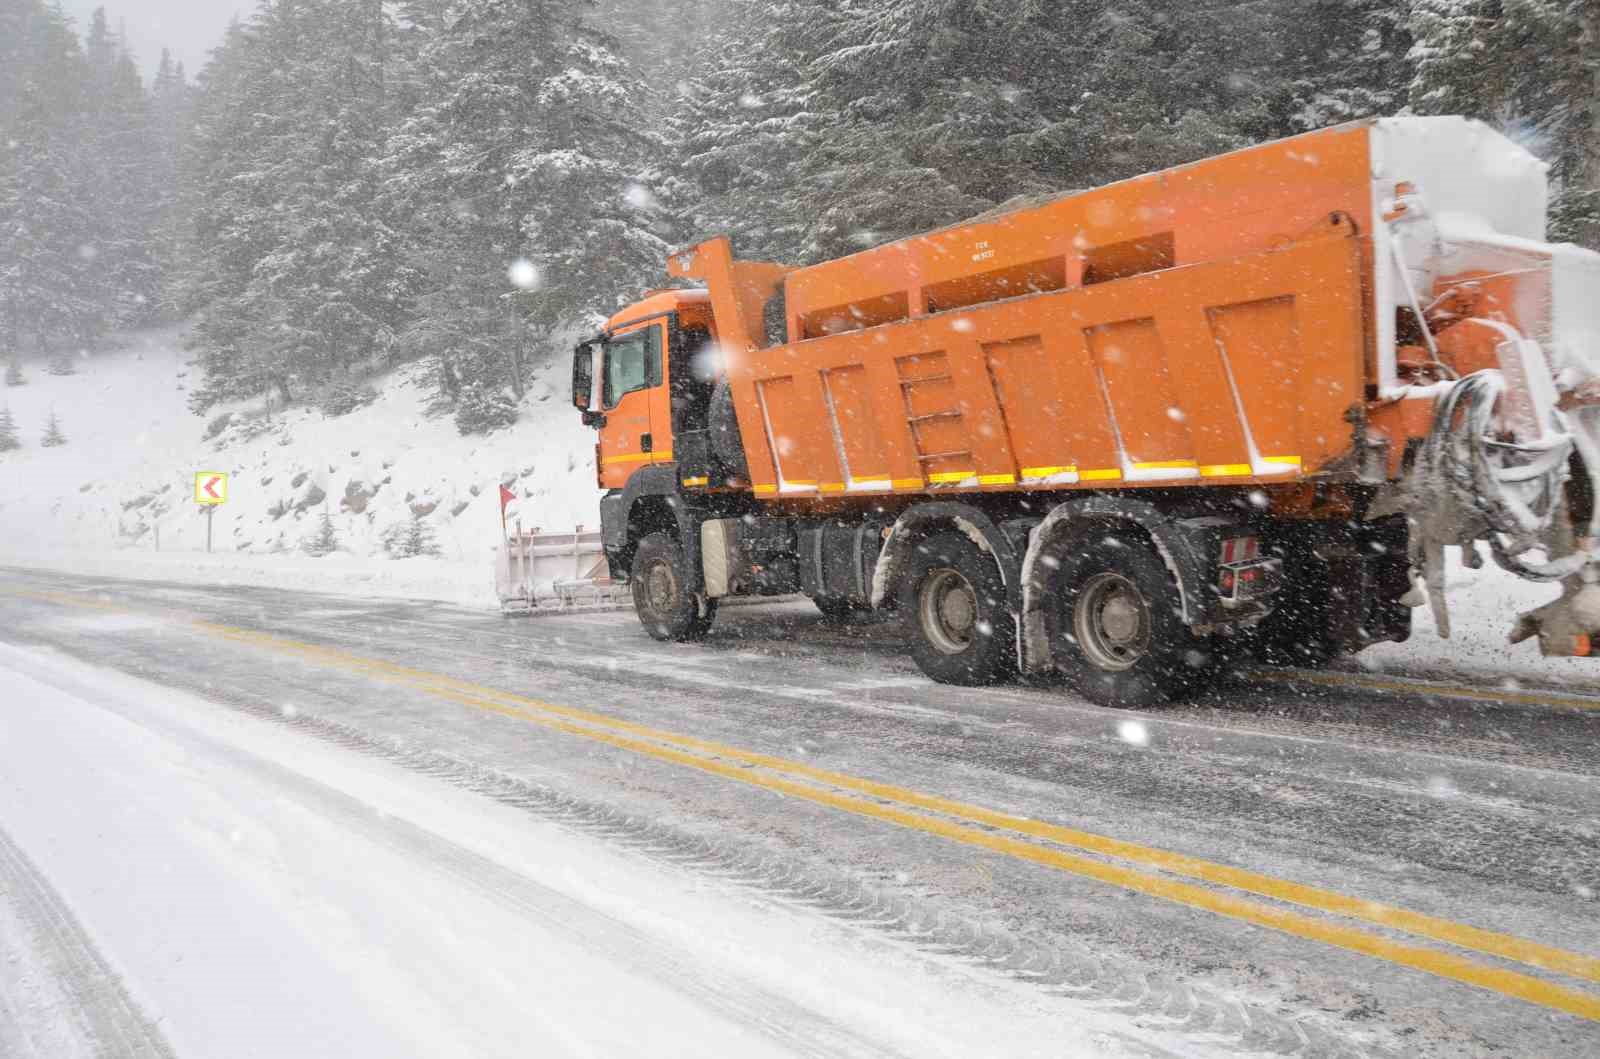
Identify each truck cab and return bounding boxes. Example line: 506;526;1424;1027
572;288;719;491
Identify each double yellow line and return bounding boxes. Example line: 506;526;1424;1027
11;586;1600;1020
1254;667;1600;713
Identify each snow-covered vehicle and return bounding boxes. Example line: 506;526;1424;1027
573;117;1600;705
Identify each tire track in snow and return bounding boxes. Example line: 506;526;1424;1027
0;826;174;1059
5;653;911;1059
159;691;1378;1058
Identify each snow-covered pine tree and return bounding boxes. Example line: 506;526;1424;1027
676;0;863;264
318;375;379;416
147;51;197;323
384;0;663;403
47;349;75;375
187;1;411;410
383;512;440;558
1408;0;1503;118
680;0;1264;265
0;405;19;451
1272;0;1413;133
0;0;104;360
589;0;724;101
183;18;274;409
40;409;65;447
301;508;340;556
453;380;518;435
4;360;23;386
81;9;165;329
1501;0;1599;247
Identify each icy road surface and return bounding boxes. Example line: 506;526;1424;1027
1;567;1598;1058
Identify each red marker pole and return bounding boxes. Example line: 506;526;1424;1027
498;484;515;544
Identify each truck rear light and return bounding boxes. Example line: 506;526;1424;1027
1220;536;1259;564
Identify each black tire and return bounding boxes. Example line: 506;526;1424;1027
813;597;872;624
898;530;1015;686
631;531;716;641
1051;531;1220;707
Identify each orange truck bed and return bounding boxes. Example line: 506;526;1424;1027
672;122;1383;500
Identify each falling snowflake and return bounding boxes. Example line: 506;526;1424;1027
508;258;541;290
1116;719;1149;747
624;183;656;210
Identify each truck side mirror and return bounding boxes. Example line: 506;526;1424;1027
573;339;607;428
572;341;595;413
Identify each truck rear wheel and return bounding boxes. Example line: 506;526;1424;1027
899;531;1014;686
1052;532;1217;707
631;531;716;642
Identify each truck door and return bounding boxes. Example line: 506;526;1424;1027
598;321;666;489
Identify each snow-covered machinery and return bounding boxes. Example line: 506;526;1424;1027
574;116;1600;704
1366;123;1600;657
495;526;612;611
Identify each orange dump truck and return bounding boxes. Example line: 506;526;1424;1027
572;117;1600;704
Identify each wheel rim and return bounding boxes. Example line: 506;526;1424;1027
919;568;979;655
644;559;678;611
1073;572;1151;671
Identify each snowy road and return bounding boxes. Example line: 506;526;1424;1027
1;567;1598;1057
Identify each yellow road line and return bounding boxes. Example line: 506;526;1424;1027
9;586;1600;1017
1251;668;1600;713
192;625;1600;1021
189;616;1600;990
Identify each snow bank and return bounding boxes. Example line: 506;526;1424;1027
0;326;599;608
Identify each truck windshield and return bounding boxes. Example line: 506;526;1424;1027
602;326;660;408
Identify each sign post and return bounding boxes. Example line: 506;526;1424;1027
194;471;229;554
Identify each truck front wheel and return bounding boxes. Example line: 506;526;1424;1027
631;531;716;642
899;531;1014;686
1052;532;1218;707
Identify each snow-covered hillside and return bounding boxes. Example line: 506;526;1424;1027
0;327;598;606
